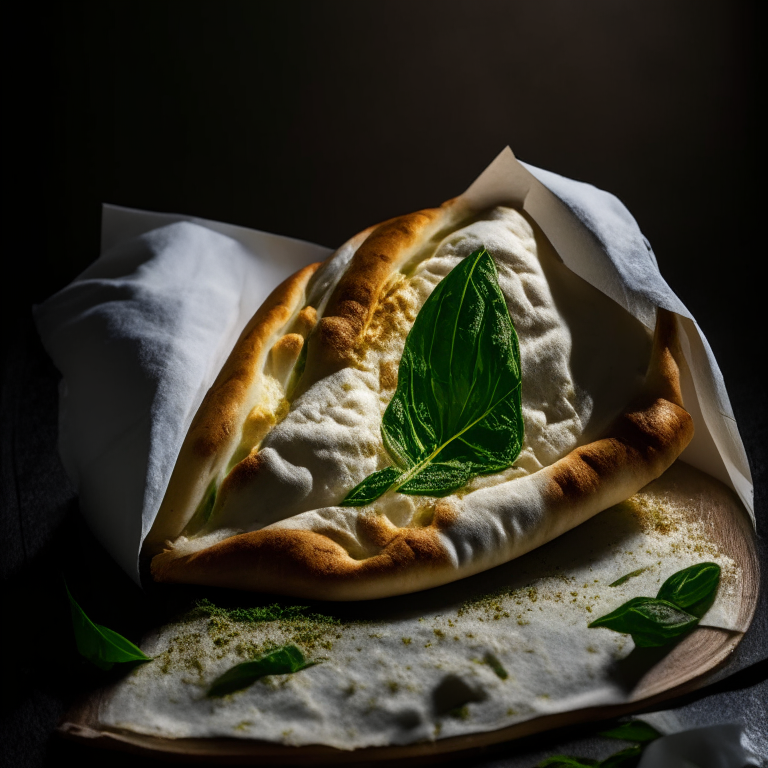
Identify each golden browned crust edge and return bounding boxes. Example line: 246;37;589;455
152;501;459;601
144;262;321;551
544;309;693;514
189;263;321;456
302;199;466;384
151;309;694;600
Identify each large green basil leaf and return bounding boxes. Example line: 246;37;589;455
208;645;315;696
341;248;523;505
66;583;152;670
589;596;700;647
656;562;720;617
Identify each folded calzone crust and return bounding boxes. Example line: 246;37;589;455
146;200;694;599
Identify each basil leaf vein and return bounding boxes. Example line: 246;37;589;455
208;644;316;697
66;583;151;670
342;248;523;505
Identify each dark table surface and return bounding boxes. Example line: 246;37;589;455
3;2;765;765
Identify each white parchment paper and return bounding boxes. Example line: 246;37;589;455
34;147;754;585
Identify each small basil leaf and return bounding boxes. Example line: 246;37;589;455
537;757;600;768
656;563;720;617
599;744;643;767
342;248;524;505
66;583;151;670
608;568;647;587
589;597;699;647
599;720;661;742
539;723;654;768
339;467;403;507
208;645;315;697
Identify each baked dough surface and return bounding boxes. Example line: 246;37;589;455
148;202;693;599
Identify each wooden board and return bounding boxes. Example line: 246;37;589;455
58;464;760;764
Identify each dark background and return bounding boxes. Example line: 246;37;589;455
3;1;764;766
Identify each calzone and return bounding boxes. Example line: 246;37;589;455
146;200;694;599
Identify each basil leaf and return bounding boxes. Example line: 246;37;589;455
342;248;523;505
608;568;647;587
208;644;315;697
599;720;661;742
66;583;151;670
340;466;403;506
537;757;599;768
537;720;656;768
589;597;699;647
538;721;655;768
656;562;720;617
538;744;644;768
599;745;643;767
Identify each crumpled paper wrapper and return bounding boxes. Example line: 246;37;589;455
35;147;754;584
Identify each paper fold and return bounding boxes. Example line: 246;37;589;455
464;148;752;514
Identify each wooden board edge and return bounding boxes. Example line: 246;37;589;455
57;465;762;765
56;626;752;766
